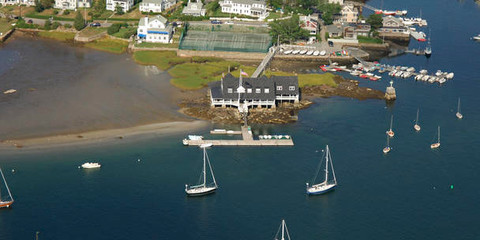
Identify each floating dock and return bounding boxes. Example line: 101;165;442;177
184;126;294;146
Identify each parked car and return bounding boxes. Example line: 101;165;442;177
211;20;222;24
328;40;334;47
90;22;101;27
27;19;33;24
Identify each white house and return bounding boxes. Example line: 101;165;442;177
0;0;35;6
106;0;134;12
328;0;343;4
182;0;206;16
137;15;174;43
54;0;91;10
140;0;163;12
219;0;267;18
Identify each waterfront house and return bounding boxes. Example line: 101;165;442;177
182;0;206;16
54;0;91;10
343;23;370;39
137;15;174;43
219;0;267;18
0;0;35;6
299;15;319;36
379;16;408;34
326;24;343;38
140;0;176;13
106;0;134;12
340;3;358;23
209;73;299;111
328;0;343;5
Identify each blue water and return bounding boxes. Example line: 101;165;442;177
1;0;480;239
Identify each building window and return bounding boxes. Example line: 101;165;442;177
289;86;295;91
247;88;252;93
276;86;283;91
228;88;233;93
255;88;261;93
264;88;269;93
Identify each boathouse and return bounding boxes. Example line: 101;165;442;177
209;73;299;111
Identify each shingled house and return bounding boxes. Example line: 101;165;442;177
209;73;299;111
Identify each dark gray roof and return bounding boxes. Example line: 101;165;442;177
210;73;298;101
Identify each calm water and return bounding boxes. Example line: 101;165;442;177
1;0;480;239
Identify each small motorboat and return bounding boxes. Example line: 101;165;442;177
472;34;480;41
313;50;320;56
299;49;307;55
292;50;300;55
445;73;454;79
306;50;314;55
419;69;428;75
81;162;101;169
283;50;292;55
319;50;326;56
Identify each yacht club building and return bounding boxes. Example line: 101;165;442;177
209;73;299;111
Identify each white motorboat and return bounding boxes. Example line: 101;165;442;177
185;145;218;196
435;70;443;76
299;49;307;55
81;162;101;169
438;78;446;84
283;50;292;55
306;50;314;55
319;50;326;56
445;73;454;79
350;70;361;76
292;50;300;55
473;34;480;41
306;145;337;195
419;69;428;74
313;50;320;56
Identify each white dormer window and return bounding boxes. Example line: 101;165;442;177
289;86;295;91
255;88;261;93
228;88;233;93
264;88;269;93
247;88;252;93
276;86;283;91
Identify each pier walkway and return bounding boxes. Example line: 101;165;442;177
252;46;278;78
184;125;294;146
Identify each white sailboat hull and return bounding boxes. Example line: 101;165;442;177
456;112;463;119
185;185;217;196
306;182;336;195
414;124;421;131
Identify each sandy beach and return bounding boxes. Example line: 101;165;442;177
0;35;207;149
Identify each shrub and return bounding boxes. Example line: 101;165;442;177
53;9;58;14
64;9;70;15
52;21;61;29
107;23;121;34
64;23;72;28
44;19;52;30
122;28;137;38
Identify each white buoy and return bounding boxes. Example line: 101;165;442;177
11;169;15;173
137;158;141;162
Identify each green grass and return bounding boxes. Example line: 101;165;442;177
0;18;13;34
24;13;74;21
111;27;136;39
168;61;243;90
266;11;283;20
84;37;129;54
38;31;76;41
134;42;179;48
263;71;337;87
78;27;107;37
357;36;384;44
133;51;189;70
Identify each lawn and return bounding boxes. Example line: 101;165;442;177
264;71;338;87
357;36;384;44
111;27;136;39
0;18;13;35
134;42;179;48
77;27;107;37
84;37;129;54
265;11;284;20
38;31;76;41
133;51;189;70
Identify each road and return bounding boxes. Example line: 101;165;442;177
23;17;112;27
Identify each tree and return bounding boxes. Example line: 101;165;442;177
44;19;52;30
74;11;86;31
34;0;44;12
269;14;310;44
317;3;341;25
115;4;124;15
366;13;383;30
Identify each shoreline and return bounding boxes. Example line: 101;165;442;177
0;120;208;151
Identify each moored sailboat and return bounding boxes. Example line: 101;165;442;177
306;145;337;195
386;115;395;137
414;108;421;131
185;144;218;196
383;135;391;154
430;126;441;149
274;219;291;240
0;167;14;208
456;98;463;119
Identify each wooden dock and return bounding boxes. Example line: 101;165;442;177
185;125;294;146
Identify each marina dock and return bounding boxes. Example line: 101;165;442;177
185;126;294;146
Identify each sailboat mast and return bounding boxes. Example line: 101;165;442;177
416;109;419;124
325;145;329;182
438;126;441;143
0;168;13;201
203;148;207;187
329;147;337;184
390;115;394;131
281;219;285;240
206;151;217;187
458;98;461;113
